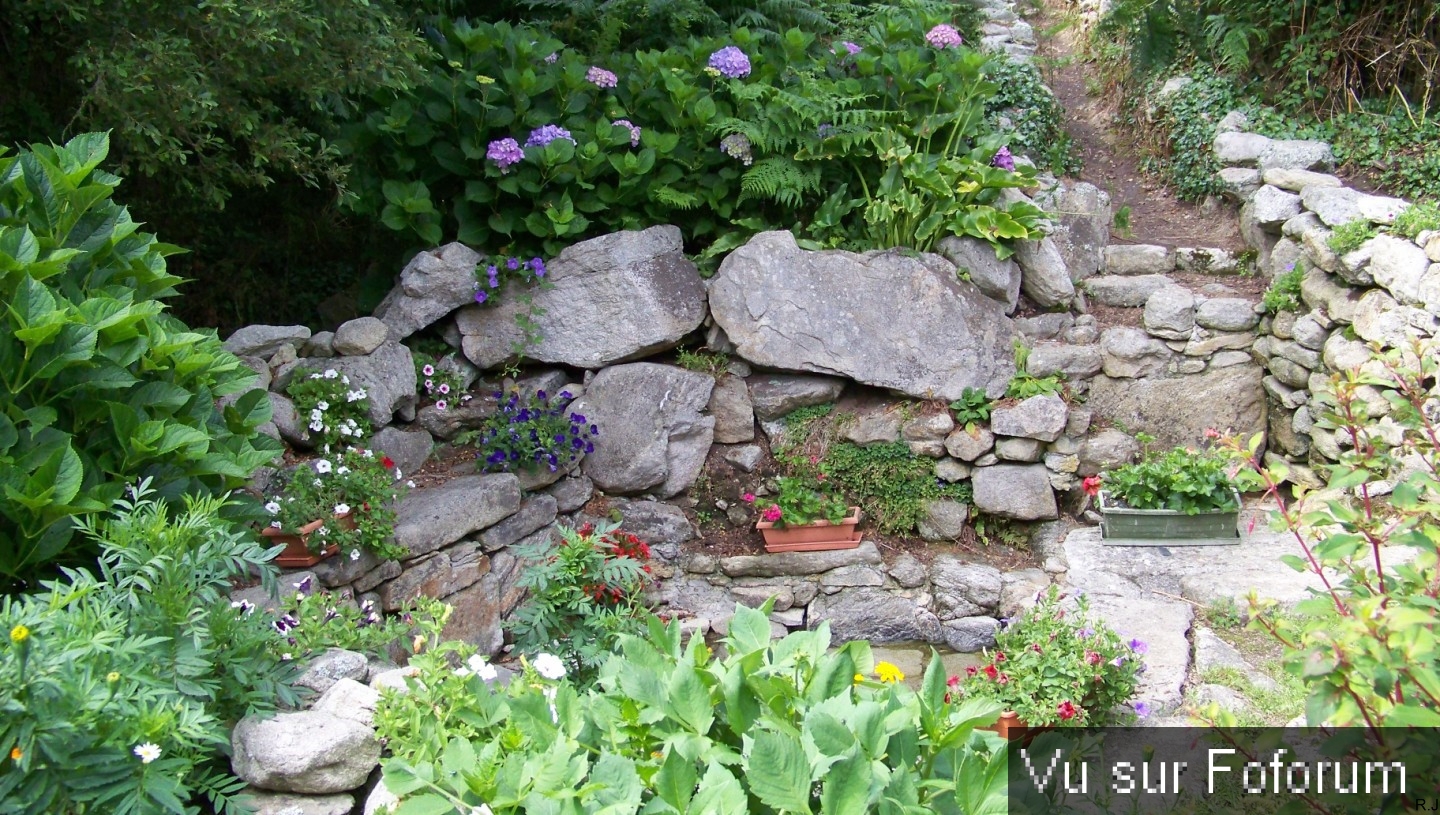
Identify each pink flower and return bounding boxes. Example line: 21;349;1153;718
742;492;756;503
1082;475;1103;497
1057;700;1078;720
761;505;782;523
924;24;963;49
586;66;618;88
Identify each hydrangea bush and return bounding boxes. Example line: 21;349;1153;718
373;604;1011;815
346;14;1045;262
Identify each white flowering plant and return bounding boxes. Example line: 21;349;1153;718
265;447;409;560
286;367;372;447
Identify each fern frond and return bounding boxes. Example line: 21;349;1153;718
649;185;702;210
740;157;820;208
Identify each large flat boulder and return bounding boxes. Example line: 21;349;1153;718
231;711;379;794
1085;365;1264;451
456;226;706;369
808;588;942;644
709;231;1017;402
573;363;714;497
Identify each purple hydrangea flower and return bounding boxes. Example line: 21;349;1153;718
486;137;524;171
842;41;862;55
526;125;574;148
544;51;559;64
708;46;752;79
612;118;641;147
586;66;618;88
991;145;1015;171
720;133;753;166
925;24;964;49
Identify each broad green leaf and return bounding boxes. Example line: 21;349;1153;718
725;602;773;656
590;752;643;814
690;765;746;815
820;755;872;815
665;661;714;734
653;749;697;814
395;793;461;815
746;730;812;814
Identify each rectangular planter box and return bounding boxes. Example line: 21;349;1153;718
1099;490;1241;544
758;507;861;553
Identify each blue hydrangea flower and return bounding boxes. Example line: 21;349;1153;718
708;46;751;79
526;125;574;148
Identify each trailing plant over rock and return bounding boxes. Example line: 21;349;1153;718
0;134;281;587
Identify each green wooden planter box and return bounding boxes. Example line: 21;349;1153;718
1099;490;1241;543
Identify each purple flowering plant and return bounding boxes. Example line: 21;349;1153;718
707;45;751;78
412;350;467;410
272;583;449;659
924;24;964;49
951;585;1145;726
470;388;598;474
586;66;618;89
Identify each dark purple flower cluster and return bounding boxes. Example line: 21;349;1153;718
526;124;574;148
990;145;1016;172
474;255;548;305
477;389;599;474
486;137;524;172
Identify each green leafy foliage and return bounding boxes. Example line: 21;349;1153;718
1392;200;1440;240
0;484;302;814
262;447;410;561
1099;442;1238;514
269;584;450;660
0;134;282;587
948;386;992;428
345;13;1045;262
1199;340;1440;803
1006;340;1065;400
983;56;1080;175
1326;219;1377;256
506;519;653;680
955;586;1145;726
674;348;731;378
752;474;852;527
824;442;972;535
1137;70;1246;201
376;604;1010;814
1260;263;1304;314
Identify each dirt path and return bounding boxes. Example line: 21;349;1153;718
1031;0;1244;251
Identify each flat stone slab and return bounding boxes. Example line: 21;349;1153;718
720;540;883;578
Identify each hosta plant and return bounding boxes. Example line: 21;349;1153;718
375;603;1011;814
0;133;281;586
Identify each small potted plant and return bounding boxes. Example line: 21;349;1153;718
1085;431;1241;541
262;447;410;566
950;586;1147;737
746;475;860;553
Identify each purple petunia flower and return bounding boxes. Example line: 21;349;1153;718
925;24;964;49
991;145;1016;171
1132;701;1151;718
526;124;574;148
586;66;618;88
842;41;861;55
1128;638;1148;655
1077;627;1094;639
612;118;642;147
708;46;752;79
474;290;488;304
486;137;524;172
528;257;547;278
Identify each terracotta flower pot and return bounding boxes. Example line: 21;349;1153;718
757;507;862;553
262;512;355;568
981;710;1053;745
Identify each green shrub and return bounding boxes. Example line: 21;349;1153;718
1096;441;1238;514
0;134;281;587
674;348;731;378
1202;340;1440;802
983;56;1080;174
271;583;450;660
505;519;653;680
948;386;992;428
1393;200;1440;240
0;484;301;814
344;14;1044;261
1260;263;1304;314
824;441;972;534
1326;219;1377;255
1006;340;1065;399
375;604;1010;814
1138;71;1248;201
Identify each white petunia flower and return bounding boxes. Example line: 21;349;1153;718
341;375;350;384
422;364;435;376
133;743;162;764
338;425;351;436
315;459;333;474
406;480;416;488
281;652;293;661
264;501;281;514
270;521;283;529
467;655;499;682
309;420;325;432
361;449;374;458
532;653;566;680
316;400;329;411
473;805;495;815
312;479;323;488
310;408;323;421
334;503;351;515
350;549;362;561
324;369;339;379
337;466;350;475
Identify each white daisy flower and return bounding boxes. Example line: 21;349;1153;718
133;743;162;764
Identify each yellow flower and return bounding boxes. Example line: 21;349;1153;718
9;624;28;644
9;747;21;761
875;661;905;684
107;672;121;683
703;66;722;77
853;673;865;684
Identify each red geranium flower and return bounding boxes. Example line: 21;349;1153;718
982;664;999;680
381;455;396;469
1082;475;1103;497
947;674;961;688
